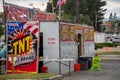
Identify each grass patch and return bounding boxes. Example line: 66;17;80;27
0;73;56;79
98;52;120;55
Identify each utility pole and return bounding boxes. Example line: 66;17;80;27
2;0;6;42
51;0;54;13
95;14;97;31
49;0;54;13
94;0;97;31
59;4;61;20
2;0;7;42
3;0;6;23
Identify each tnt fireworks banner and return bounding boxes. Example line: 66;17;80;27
6;21;39;74
4;3;55;21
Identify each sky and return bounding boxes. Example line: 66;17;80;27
103;0;120;18
0;0;120;18
0;0;49;11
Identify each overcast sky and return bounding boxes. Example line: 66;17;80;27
103;0;120;18
0;0;49;11
0;0;120;18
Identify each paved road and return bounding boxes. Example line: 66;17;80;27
62;60;120;80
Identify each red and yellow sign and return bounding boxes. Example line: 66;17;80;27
7;21;39;74
89;28;94;41
84;26;90;41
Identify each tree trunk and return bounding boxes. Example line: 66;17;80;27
75;0;80;23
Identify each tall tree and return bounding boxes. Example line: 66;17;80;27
0;13;5;38
108;13;120;32
46;0;107;31
75;0;80;23
109;13;113;21
63;0;88;23
47;0;58;13
0;23;4;38
64;0;106;31
86;0;107;31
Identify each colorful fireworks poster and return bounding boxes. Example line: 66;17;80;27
60;24;83;41
6;21;39;74
4;3;55;21
60;24;69;41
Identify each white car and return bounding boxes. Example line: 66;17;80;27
106;36;112;43
111;36;120;44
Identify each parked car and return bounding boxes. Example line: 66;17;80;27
106;36;112;43
110;36;120;44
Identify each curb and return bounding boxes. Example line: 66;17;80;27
41;75;62;80
8;75;63;80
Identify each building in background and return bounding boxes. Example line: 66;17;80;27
103;21;112;32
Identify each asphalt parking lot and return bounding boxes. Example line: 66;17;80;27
62;60;120;80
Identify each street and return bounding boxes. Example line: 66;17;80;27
62;60;120;80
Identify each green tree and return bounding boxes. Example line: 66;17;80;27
63;0;88;16
61;13;75;23
0;24;4;38
46;0;107;31
64;0;107;31
65;0;106;31
109;13;113;21
46;0;58;13
0;13;5;38
109;13;120;33
79;15;93;25
86;0;107;31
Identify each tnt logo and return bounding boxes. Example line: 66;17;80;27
12;35;31;55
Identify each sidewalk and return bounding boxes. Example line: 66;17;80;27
96;46;120;60
96;46;120;53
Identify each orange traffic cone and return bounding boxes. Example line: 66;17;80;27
104;47;109;51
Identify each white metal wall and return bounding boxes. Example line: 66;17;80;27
84;41;95;57
40;22;60;74
40;22;95;74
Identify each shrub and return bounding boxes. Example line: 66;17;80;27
95;43;104;50
95;43;117;50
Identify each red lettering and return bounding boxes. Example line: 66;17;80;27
48;42;55;44
48;38;55;40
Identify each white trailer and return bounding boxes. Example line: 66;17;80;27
40;22;94;74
